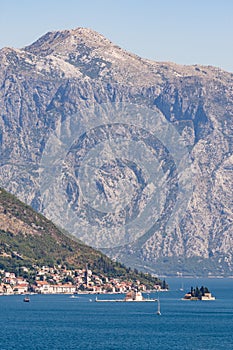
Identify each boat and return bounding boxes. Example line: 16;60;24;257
179;272;184;291
156;296;161;315
69;294;79;299
180;282;184;291
23;296;30;302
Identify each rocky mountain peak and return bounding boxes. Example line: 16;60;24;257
24;27;113;57
20;27;233;87
0;28;232;276
23;27;125;63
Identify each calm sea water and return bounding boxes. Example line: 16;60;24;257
0;278;232;350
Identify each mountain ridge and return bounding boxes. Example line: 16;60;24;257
0;27;232;276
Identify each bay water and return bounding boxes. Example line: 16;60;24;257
0;278;232;350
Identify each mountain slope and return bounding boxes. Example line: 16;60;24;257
0;27;232;275
0;187;161;287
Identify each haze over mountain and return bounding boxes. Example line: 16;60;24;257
0;28;232;275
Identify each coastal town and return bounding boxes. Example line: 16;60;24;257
0;265;165;295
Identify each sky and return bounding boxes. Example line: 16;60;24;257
0;0;233;72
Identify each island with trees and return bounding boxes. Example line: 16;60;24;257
183;286;215;300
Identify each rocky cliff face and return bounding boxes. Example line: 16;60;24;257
0;28;232;275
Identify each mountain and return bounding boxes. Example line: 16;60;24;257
0;28;232;276
0;187;161;287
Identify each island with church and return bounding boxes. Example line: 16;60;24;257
183;286;216;300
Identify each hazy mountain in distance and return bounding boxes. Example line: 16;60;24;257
0;28;232;276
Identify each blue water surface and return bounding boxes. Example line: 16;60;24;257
0;278;232;350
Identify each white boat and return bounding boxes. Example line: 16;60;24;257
70;294;79;299
179;272;184;291
156;296;161;315
23;296;30;302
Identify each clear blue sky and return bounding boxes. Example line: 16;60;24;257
1;0;233;72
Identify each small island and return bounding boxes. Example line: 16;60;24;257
95;290;157;302
183;286;215;301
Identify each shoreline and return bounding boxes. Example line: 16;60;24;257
0;290;167;297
